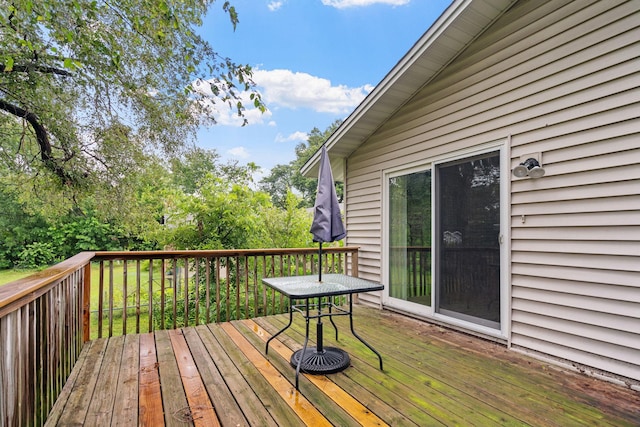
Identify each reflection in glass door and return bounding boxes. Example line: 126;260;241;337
388;170;432;306
436;153;501;329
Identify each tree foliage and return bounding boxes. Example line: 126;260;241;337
0;0;265;193
0;1;330;269
0;144;315;268
160;159;313;251
0;185;49;268
260;191;314;248
164;173;271;250
260;119;343;208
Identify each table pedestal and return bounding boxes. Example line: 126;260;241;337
291;317;350;375
290;347;350;374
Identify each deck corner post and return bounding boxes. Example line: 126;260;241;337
83;259;92;342
351;249;359;278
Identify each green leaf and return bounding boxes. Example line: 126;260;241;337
4;57;14;72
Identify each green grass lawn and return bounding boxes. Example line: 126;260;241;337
1;264;156;339
89;260;161;339
0;269;40;285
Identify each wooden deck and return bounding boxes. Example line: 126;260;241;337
46;306;639;426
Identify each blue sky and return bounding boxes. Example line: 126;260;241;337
196;0;451;175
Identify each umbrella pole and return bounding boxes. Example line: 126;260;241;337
318;241;323;282
317;241;323;352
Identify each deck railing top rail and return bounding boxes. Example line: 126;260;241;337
93;246;354;260
0;251;95;314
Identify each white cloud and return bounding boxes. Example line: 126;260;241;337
252;69;372;114
213;101;271;127
275;131;308;143
192;69;372;127
268;1;283;11
322;0;410;8
227;146;250;158
192;79;273;127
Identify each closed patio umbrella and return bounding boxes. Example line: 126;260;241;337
287;145;350;377
310;145;346;282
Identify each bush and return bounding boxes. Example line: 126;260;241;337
17;241;57;269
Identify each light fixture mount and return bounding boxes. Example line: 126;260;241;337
513;153;545;178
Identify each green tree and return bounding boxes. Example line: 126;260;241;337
170;147;222;195
0;0;265;192
258;164;295;209
259;191;313;248
47;212;125;258
163;171;271;250
260;120;342;208
0;185;49;268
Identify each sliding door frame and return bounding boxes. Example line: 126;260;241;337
382;139;510;340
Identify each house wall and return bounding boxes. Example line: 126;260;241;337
345;0;640;382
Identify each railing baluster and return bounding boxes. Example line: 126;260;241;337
261;255;267;315
194;257;200;326
235;256;240;321
171;259;177;330
98;260;104;338
148;259;153;333
225;256;231;322
183;257;189;328
108;260;114;337
252;256;259;317
122;260;128;336
135;260;141;334
36;297;44;423
215;257;221;323
243;257;249;319
269;255;276;314
205;258;211;324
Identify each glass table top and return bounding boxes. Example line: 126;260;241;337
262;274;384;299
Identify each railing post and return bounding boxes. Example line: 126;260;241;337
83;262;92;342
351;249;360;304
351;250;359;277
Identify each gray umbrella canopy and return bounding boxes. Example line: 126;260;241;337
310;146;346;243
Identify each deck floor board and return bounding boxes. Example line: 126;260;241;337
111;334;139;426
182;327;247;427
47;306;640;426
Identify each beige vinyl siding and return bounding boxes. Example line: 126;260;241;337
344;167;382;306
345;0;640;381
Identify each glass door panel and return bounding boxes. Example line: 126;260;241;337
388;170;432;306
436;153;501;328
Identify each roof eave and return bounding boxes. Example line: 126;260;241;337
301;0;517;180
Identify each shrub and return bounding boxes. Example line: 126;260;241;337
17;241;57;269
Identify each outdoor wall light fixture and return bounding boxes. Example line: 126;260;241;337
513;156;545;178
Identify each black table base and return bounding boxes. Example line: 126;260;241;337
262;274;384;390
290;347;350;374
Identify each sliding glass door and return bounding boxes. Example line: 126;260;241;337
388;169;432;306
436;152;501;328
386;150;502;330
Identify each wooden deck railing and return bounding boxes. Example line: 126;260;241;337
0;252;92;427
0;246;359;426
90;247;358;338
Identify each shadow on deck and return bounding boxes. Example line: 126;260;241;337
46;306;639;426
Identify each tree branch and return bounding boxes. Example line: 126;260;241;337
0;98;75;184
0;64;72;76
